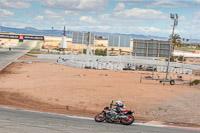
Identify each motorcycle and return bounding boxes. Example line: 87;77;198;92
94;100;135;125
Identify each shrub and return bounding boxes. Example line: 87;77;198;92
189;79;200;86
95;49;107;56
165;56;176;62
177;55;186;61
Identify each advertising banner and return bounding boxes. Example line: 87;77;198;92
0;34;44;40
0;34;19;39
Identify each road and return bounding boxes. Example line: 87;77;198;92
0;41;37;71
0;107;199;133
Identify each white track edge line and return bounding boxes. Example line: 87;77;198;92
0;106;167;128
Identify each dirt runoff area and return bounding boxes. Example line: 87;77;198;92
0;55;200;127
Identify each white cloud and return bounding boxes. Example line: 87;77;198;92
193;11;200;23
44;10;56;16
40;0;108;13
99;14;112;21
179;16;186;21
0;0;30;8
35;16;44;21
1;21;29;28
63;11;81;16
0;9;14;18
148;0;188;8
95;26;111;30
31;10;66;26
113;0;143;5
44;10;65;20
135;26;161;33
114;8;167;20
69;25;111;32
113;2;125;12
194;11;200;16
80;16;97;23
195;0;200;4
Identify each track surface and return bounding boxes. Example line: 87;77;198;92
0;107;199;133
0;41;36;70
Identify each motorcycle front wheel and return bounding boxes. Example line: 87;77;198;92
94;113;106;122
121;115;135;125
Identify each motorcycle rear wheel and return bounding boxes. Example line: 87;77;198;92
121;115;135;125
94;113;106;122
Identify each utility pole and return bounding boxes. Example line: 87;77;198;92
51;27;54;37
165;13;178;80
86;32;93;56
64;26;66;36
61;26;67;49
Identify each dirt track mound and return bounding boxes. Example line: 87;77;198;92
0;91;96;117
0;62;199;125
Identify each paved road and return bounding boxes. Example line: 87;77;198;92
0;41;37;71
0;107;199;133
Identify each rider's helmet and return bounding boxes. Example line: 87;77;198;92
116;100;123;106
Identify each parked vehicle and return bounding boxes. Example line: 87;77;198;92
136;65;145;70
147;66;157;71
94;100;135;125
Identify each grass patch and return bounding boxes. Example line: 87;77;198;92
28;51;44;54
28;41;43;54
17;42;22;46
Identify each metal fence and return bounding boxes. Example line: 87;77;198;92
38;54;200;74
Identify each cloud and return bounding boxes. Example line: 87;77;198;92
0;9;14;18
69;25;111;32
32;10;66;26
179;16;186;21
99;14;112;21
113;2;125;12
98;8;168;25
193;11;200;23
0;0;30;8
136;26;161;33
35;16;44;21
80;16;97;23
195;0;200;4
148;0;188;8
114;8;167;20
114;0;194;8
63;11;81;16
39;0;108;13
44;10;65;20
113;0;144;5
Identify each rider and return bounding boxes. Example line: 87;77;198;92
112;100;127;114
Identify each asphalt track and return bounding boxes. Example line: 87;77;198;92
0;106;199;133
0;41;36;71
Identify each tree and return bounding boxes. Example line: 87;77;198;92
119;49;122;54
196;45;200;49
169;34;182;49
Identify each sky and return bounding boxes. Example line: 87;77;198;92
0;0;200;39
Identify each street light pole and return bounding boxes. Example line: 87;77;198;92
51;27;54;37
165;13;178;80
51;27;54;49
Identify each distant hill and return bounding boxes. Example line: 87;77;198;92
0;26;199;42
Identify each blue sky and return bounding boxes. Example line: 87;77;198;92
0;0;200;39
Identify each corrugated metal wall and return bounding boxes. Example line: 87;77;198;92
133;39;170;57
